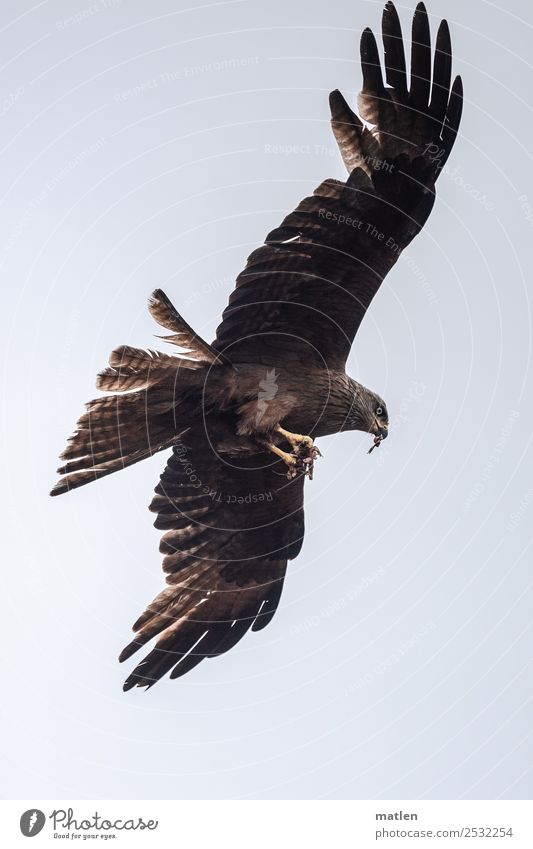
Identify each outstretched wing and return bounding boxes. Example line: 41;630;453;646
213;1;462;370
120;425;304;689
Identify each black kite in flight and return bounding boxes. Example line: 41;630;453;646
52;2;463;689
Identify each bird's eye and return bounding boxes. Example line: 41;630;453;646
376;406;384;416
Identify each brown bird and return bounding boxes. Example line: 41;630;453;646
51;2;463;690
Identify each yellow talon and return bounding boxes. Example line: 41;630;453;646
261;426;322;480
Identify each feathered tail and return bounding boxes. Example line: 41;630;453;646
50;290;228;496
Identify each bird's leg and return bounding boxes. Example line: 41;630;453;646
274;425;322;480
259;440;301;480
258;427;322;480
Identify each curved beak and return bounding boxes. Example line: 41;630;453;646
371;419;388;440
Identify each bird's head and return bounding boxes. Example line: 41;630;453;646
347;381;389;450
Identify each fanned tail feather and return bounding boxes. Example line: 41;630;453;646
50;291;230;497
50;389;184;496
148;289;230;364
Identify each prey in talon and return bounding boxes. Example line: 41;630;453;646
368;435;384;454
261;425;323;480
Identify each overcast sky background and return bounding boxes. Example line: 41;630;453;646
1;0;533;800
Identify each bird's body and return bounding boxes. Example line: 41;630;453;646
214;362;363;439
51;1;463;689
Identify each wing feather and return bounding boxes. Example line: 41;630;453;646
213;2;463;370
120;425;305;689
382;1;408;96
410;1;432;109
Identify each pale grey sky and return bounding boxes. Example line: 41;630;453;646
2;0;533;800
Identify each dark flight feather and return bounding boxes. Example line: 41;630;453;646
119;428;304;690
213;1;462;370
410;2;431;109
430;19;452;125
382;1;407;96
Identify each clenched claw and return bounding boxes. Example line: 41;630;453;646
285;445;322;480
286;462;299;481
299;444;322;480
270;425;323;480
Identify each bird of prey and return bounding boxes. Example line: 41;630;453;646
51;2;463;690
